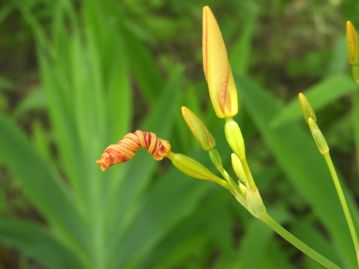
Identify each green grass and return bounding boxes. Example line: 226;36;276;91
0;0;359;268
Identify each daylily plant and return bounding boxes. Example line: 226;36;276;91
96;6;351;269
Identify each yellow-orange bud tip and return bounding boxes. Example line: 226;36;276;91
346;20;359;65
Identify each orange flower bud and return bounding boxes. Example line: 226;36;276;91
202;6;238;119
96;130;171;171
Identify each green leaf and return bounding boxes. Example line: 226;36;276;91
105;66;183;261
31;120;51;161
0;218;84;269
272;74;358;127
0;76;14;92
123;27;164;104
111;169;211;269
237;76;356;268
292;219;341;268
354;92;359;175
230;14;257;76
13;88;47;119
0;114;87;261
259;240;296;269
143;190;233;269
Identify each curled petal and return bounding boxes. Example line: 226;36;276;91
96;130;171;171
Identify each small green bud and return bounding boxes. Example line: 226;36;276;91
298;92;316;124
346;20;359;65
181;106;215;151
231;153;247;183
224;119;245;160
168;152;222;182
307;117;329;155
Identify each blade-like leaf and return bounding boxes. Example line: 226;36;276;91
0;219;84;269
13;88;47;119
112;169;211;269
0;114;87;261
354;92;359;174
272;74;358;127
123;27;164;104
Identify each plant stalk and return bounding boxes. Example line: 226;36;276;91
261;213;341;269
323;153;359;267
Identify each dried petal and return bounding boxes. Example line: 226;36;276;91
97;130;171;171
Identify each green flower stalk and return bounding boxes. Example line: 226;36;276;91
299;92;359;268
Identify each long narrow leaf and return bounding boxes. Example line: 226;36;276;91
272;74;358;127
0;219;84;269
0;114;88;263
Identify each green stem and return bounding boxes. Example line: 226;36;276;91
261;213;341;269
241;157;256;190
323;153;359;267
208;149;237;186
354;92;359;176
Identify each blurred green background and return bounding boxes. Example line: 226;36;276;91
0;0;359;268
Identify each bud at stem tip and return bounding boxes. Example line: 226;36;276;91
181;106;215;151
298;92;317;124
202;6;238;118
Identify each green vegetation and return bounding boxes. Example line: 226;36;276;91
0;0;359;268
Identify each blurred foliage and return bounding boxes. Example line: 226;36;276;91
0;0;358;268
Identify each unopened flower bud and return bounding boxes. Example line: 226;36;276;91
346;21;359;65
181;106;215;150
231;153;247;183
202;6;238;118
224;119;245;160
168;152;224;183
298;92;317;124
308;117;329;155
